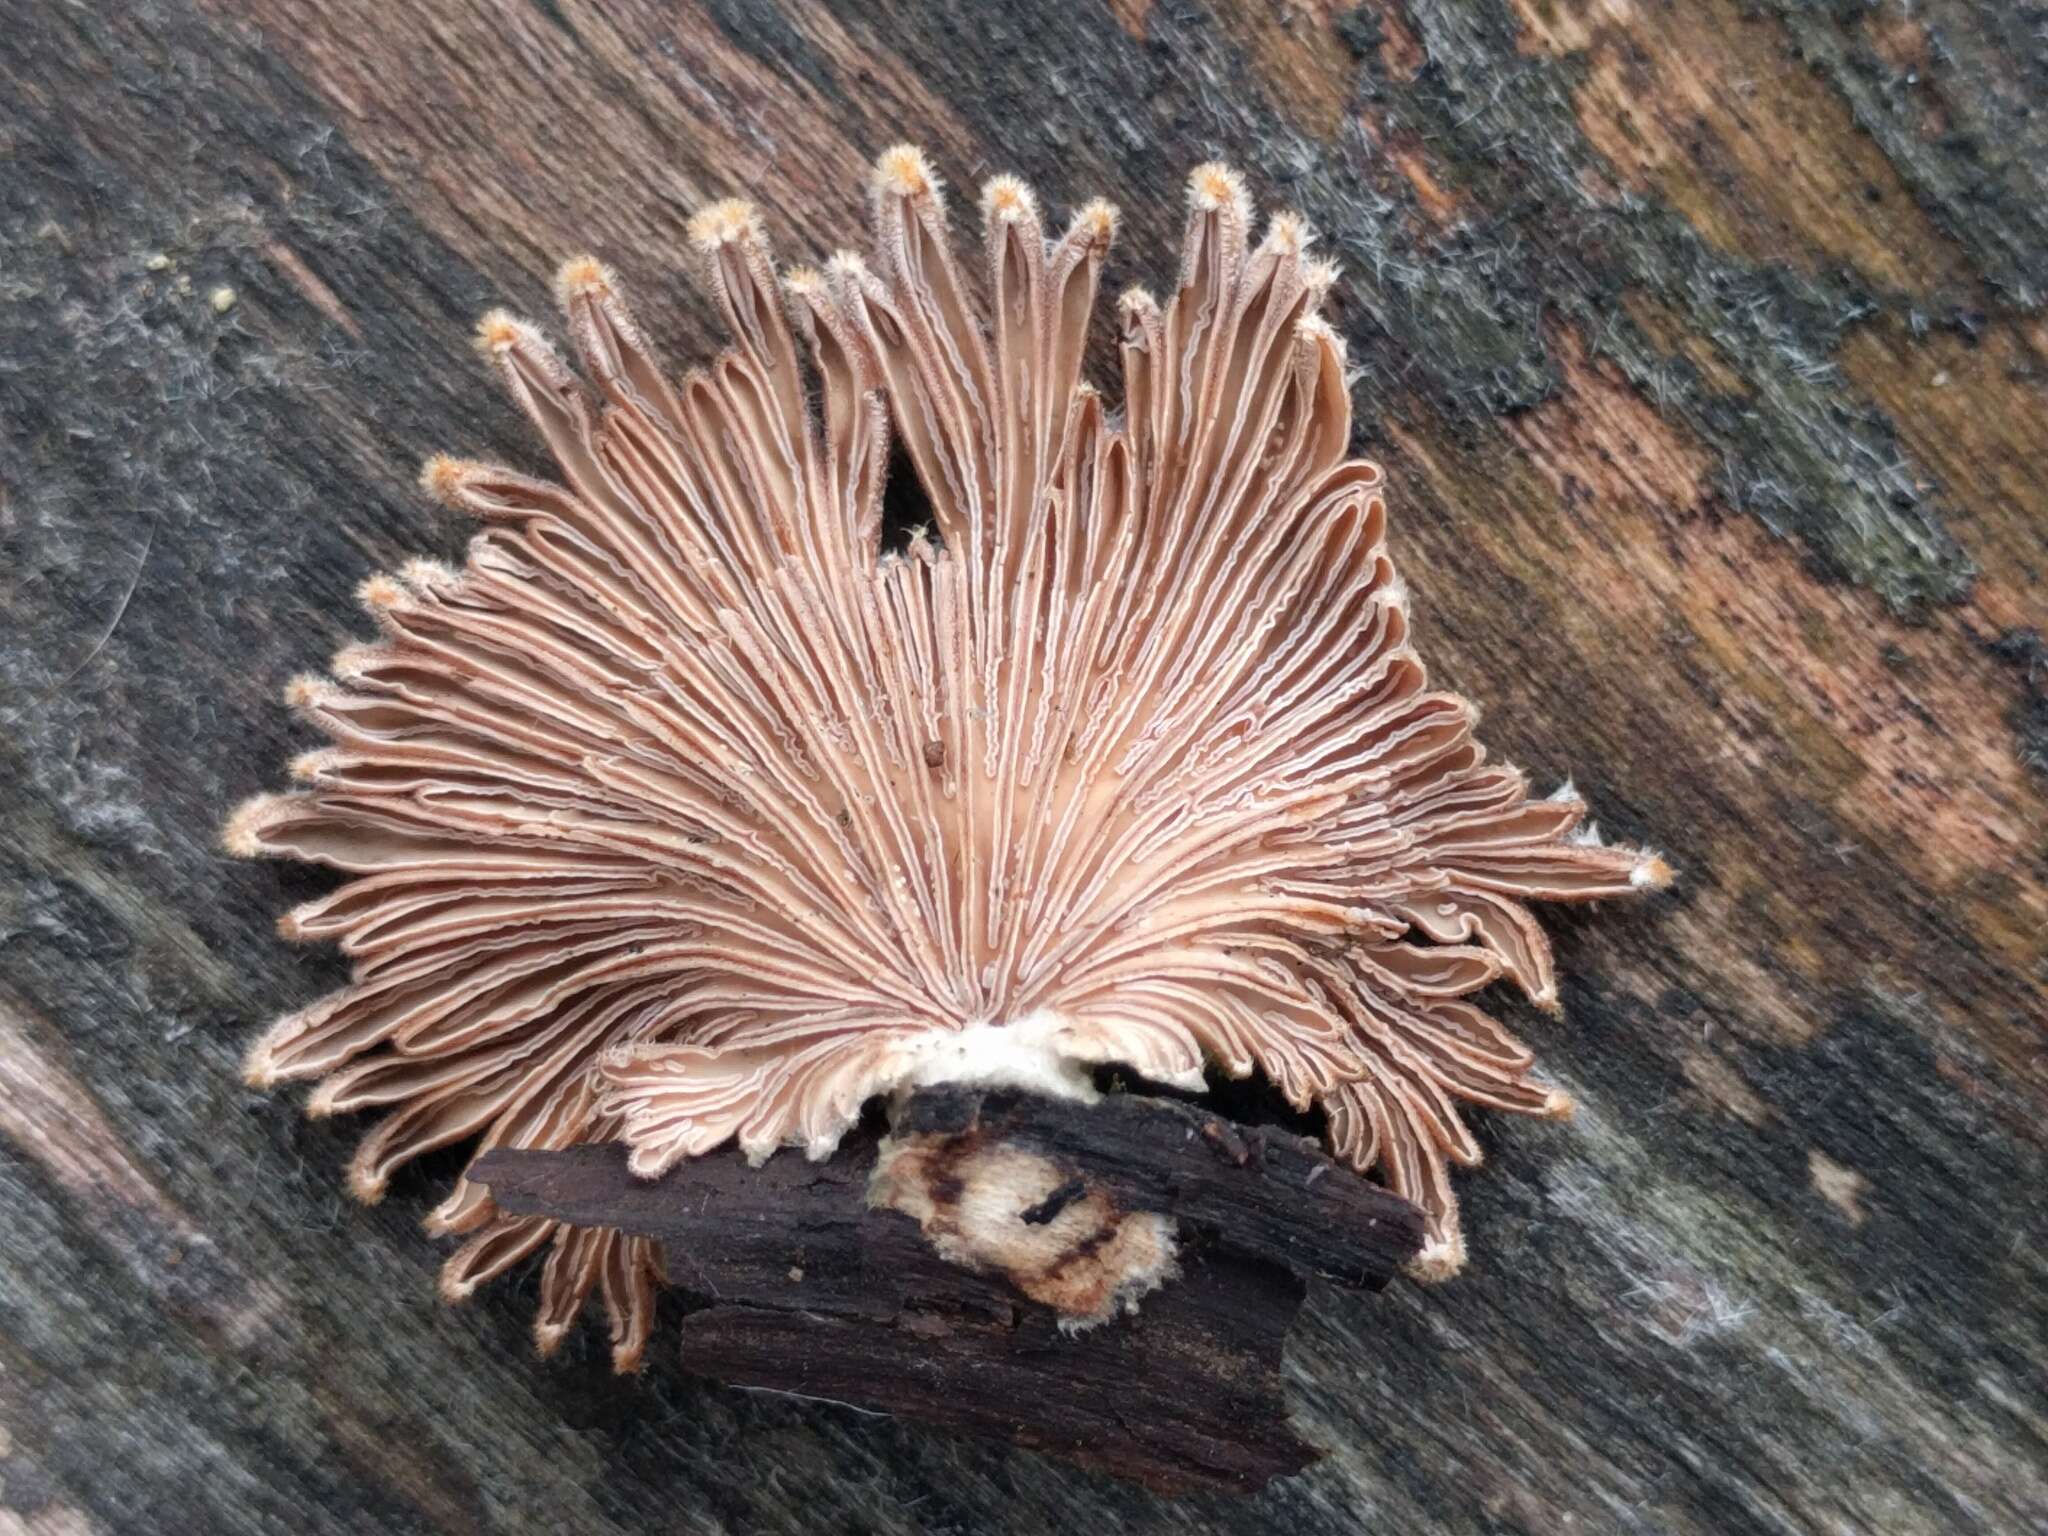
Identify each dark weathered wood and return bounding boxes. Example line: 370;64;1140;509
471;1087;1424;1494
3;0;2045;1532
886;1086;1424;1291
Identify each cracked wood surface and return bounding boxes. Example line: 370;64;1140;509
1;1;2044;1532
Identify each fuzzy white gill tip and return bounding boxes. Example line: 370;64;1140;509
356;573;408;614
1070;197;1119;245
686;198;761;253
220;792;287;859
473;308;528;356
553;254;614;306
874;143;937;200
1408;1232;1468;1284
1262;211;1314;256
979;174;1037;224
1188;160;1247;213
418;453;478;507
281;673;329;711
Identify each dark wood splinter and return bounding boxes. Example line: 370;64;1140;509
474;1086;1424;1495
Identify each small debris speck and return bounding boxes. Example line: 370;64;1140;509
210;285;237;313
146;253;172;272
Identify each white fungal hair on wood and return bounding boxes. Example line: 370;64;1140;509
225;149;1666;1362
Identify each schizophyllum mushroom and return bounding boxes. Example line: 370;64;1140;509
227;148;1668;1368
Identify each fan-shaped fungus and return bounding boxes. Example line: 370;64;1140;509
227;147;1667;1366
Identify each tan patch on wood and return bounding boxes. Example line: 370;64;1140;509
1385;318;2045;1076
1833;314;2048;987
0;996;282;1348
1681;1052;1772;1128
1385;135;1468;229
1501;322;1715;526
1511;0;1640;56
1518;326;2041;953
1373;1;1428;81
1211;0;1363;140
1860;9;1947;137
1807;1148;1868;1226
1838;314;2048;633
1511;0;1966;292
1620;290;1748;399
263;239;361;338
1102;0;1152;41
0;1502;101;1536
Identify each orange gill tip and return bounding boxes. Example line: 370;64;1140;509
1543;1088;1578;1120
282;672;329;710
241;1042;281;1091
347;1156;388;1206
534;1319;571;1359
418;453;478;506
221;791;289;859
288;747;338;783
1118;285;1159;318
1408;1231;1468;1284
275;904;312;942
686;197;762;253
980;173;1037;223
612;1339;647;1375
1188;161;1248;213
239;1008;305;1088
438;1259;480;1305
473;308;527;356
553;254;615;307
1634;854;1676;890
783;264;825;296
1069;197;1119;246
1303;257;1342;300
874;143;938;202
304;1077;341;1119
356;573;408;614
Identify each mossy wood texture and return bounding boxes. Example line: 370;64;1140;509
1;2;2043;1534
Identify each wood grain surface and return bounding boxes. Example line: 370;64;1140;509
2;1;2044;1532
